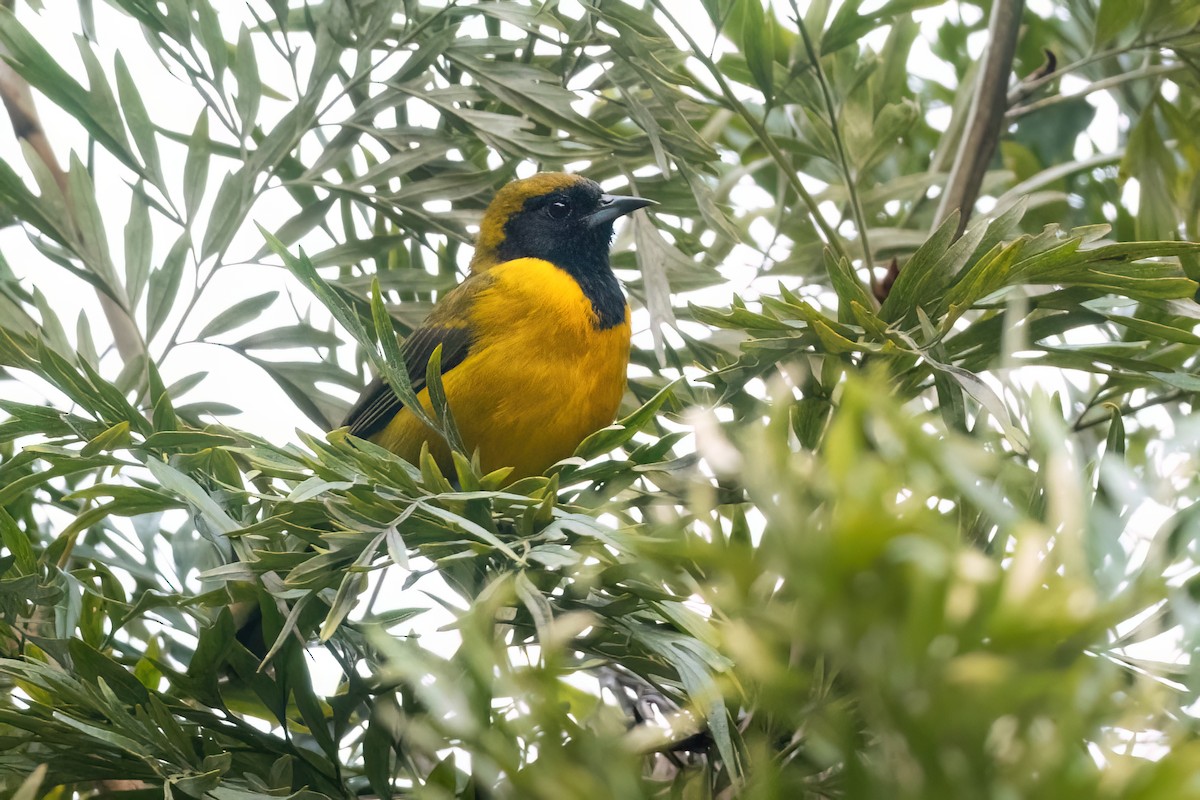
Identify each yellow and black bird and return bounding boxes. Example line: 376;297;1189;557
341;172;653;479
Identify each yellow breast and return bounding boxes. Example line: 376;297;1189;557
371;259;631;479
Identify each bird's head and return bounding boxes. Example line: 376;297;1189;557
470;173;653;274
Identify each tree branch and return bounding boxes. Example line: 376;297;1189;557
0;5;146;366
934;0;1026;237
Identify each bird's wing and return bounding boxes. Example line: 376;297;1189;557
340;273;491;439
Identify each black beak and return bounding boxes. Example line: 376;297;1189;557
585;194;656;229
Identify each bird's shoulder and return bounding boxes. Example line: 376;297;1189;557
420;269;496;328
340;271;496;437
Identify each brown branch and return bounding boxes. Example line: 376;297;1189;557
0;61;64;194
0;9;145;365
0;17;150;787
934;0;1026;237
871;258;900;304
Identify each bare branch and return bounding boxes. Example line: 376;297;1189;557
934;0;1026;237
1008;62;1184;120
0;61;64;195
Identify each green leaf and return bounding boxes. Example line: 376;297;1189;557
146;233;189;340
824;250;877;322
1148;371;1200;392
0;507;37;574
1094;0;1144;48
742;1;774;102
1103;313;1200;346
234;25;261;134
0;10;143;176
823;0;942;54
282;641;340;765
75;33;132;162
183;111;211;222
938;239;1026;327
32;287;71;358
146;359;178;433
81;420;132;457
319;530;384;642
417;501;518;559
194;0;228;76
123;190;153;308
198;291;279;340
445;53;628;149
424;342;467;457
515;571;554;645
66;154;120;299
234;324;342;351
114;53;164;189
200;169;251;261
1104;404;1126;458
879;212;957;320
0;453;121;507
145;456;239;536
242;354;349;430
363;704;396;798
0;148;65;236
573;379;681;461
363;274;443;438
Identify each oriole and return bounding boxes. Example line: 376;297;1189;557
341;173;653;478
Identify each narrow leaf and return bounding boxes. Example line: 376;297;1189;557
198;291;278;340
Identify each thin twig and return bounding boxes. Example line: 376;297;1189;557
1012;30;1199;101
1072;390;1186;432
791;2;875;276
934;0;1026;237
649;0;856;272
1007;62;1186;120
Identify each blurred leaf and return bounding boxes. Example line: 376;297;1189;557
10;764;46;800
823;0;943;54
742;1;774;103
1095;0;1145;47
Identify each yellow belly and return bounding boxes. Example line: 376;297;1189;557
371;259;631;479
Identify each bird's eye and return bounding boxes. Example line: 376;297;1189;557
547;200;572;220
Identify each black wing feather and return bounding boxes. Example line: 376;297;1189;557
341;325;474;438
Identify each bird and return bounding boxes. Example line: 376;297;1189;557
340;172;653;479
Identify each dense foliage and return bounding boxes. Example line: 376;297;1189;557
0;0;1199;797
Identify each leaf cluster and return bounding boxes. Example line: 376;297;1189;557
0;0;1198;798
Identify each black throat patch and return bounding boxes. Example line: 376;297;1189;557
563;260;626;331
495;186;629;331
